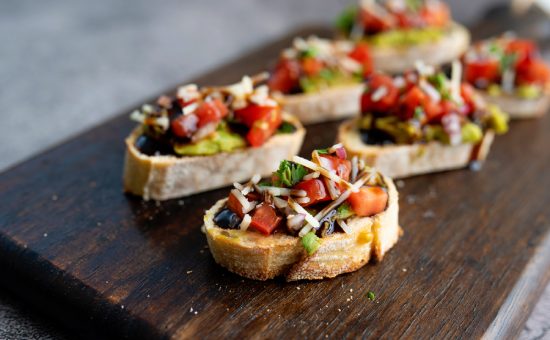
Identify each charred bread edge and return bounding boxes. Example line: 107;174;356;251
337;119;495;179
203;175;400;281
123;113;305;201
279;84;365;124
370;22;470;74
478;90;550;119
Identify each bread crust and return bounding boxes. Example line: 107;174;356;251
478;90;550;119
337;119;495;179
123;114;305;200
278;84;364;124
203;176;400;281
370;22;470;74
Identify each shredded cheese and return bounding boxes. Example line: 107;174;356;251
288;198;320;234
338;219;352;234
239;214;251;231
371;86;388;102
451;60;463;104
292;156;353;190
231;189;254;214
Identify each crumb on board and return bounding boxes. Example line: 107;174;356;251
51;195;58;201
178;200;185;206
406;195;416;204
43;233;48;237
402;268;407;272
423;210;435;219
396;180;405;188
187;270;193;274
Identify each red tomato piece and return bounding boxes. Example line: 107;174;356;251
301;57;324;77
506;39;537;65
420;2;450;27
171;113;198;138
460;83;476;116
242;106;282;147
516;59;550;86
319;155;351;181
361;74;399;114
348;43;373;77
227;192;245;218
464;59;500;85
359;8;394;33
268;58;301;94
347;186;388;217
293;179;330;207
249;204;282;235
194;99;228;128
235;104;275;127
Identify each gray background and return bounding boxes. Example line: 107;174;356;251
0;0;548;339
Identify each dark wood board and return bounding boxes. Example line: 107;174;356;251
1;6;550;340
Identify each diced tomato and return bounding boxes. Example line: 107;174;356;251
395;11;423;29
398;85;438;121
268;58;301;94
361;74;399;114
227;192;245;218
420;2;450;27
249;204;281;235
194;99;228;128
460;83;476;116
506;39;537;65
301;57;324;76
235;104;282;146
319;155;351;181
359;8;394;34
516;59;550;86
171;113;198;138
347;186;388;217
293;179;330;207
348;43;373;77
464;59;500;86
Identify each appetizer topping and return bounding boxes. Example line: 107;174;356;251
359;62;509;146
268;36;372;94
213;145;389;254
336;0;451;44
463;35;550;98
130;76;292;156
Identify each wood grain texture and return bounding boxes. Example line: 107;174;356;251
1;8;550;340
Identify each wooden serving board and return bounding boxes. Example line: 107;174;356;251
1;9;550;340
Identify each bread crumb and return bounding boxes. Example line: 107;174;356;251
194;311;198;315
338;308;341;312
121;305;125;309
43;233;48;237
178;200;185;206
97;222;102;226
51;195;58;201
190;307;193;312
187;270;193;274
349;288;353;292
296;287;300;290
396;180;405;188
402;268;407;272
406;195;416;204
147;294;150;298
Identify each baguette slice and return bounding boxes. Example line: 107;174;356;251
277;84;364;125
338;119;495;179
123;114;305;200
203;176;400;281
371;22;470;75
478;90;550;119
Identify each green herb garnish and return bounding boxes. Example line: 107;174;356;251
367;291;376;301
273;160;308;187
316;148;330;154
277;121;296;134
301;231;321;255
413;106;425;121
335;5;358;34
302;47;319;59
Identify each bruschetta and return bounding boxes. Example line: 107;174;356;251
203;145;400;281
123;76;305;200
337;62;509;178
463;34;550;119
267;36;371;124
335;0;470;74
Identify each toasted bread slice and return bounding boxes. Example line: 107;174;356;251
337;119;495;179
478;90;550;119
277;84;364;124
371;22;470;75
203;176;400;281
123;114;305;200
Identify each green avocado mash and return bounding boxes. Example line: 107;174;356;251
517;84;542;100
300;69;360;93
173;124;245;156
368;27;444;47
485;104;509;134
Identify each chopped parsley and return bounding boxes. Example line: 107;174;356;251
277;121;296;134
315;148;330;154
273;160;308;187
367;291;376;301
335;5;358;34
